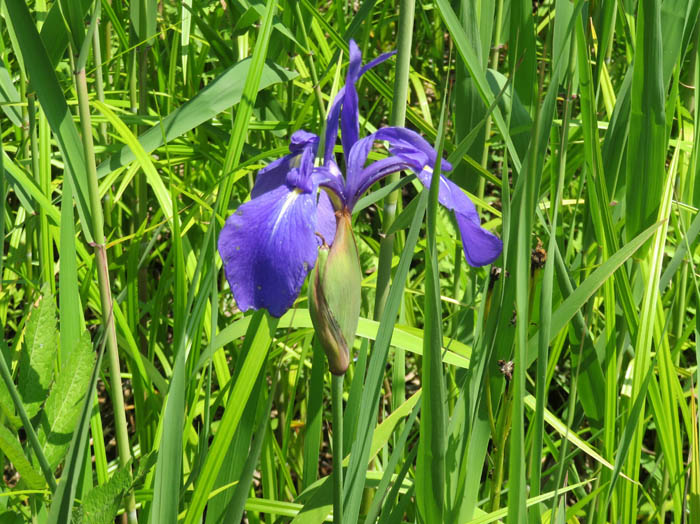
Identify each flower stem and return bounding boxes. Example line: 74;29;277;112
373;0;415;319
75;65;137;524
331;373;344;524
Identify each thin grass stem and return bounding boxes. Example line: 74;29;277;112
373;0;415;319
74;65;137;524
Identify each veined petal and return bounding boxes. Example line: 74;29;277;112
375;127;453;172
344;126;447;207
218;184;319;317
251;153;294;198
416;168;502;266
349;157;412;208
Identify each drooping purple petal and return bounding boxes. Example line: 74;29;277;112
375;127;453;172
343;126;449;208
349;157;413;207
218;184;319;317
454;212;504;266
416;167;502;266
251;153;294;198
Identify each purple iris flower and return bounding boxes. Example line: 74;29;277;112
218;40;503;317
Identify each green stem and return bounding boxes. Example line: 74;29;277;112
478;0;504;202
74;68;137;524
93;17;108;144
28;93;52;289
332;373;344;524
373;0;415;319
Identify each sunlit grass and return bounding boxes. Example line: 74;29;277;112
1;0;699;523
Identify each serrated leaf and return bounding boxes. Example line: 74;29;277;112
0;423;45;489
73;460;132;524
19;284;57;418
39;330;94;470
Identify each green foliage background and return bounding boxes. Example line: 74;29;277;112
0;0;699;522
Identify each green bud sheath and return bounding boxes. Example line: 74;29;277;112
309;210;362;375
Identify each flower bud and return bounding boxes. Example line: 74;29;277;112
308;211;361;375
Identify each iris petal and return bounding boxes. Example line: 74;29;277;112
316;190;337;246
326;41;396;164
251;153;294;198
218;184;319;317
416;168;502;266
252;130;319;198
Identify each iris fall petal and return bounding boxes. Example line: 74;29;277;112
218;184;319;317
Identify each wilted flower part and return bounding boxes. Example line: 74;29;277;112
218;40;503;319
308;211;361;375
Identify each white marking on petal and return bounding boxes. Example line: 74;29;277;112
271;189;301;235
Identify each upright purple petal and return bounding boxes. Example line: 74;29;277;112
218;184;319;317
416;168;502;266
340;41;362;154
316;190;337;246
327;41;396;162
324;87;345;164
359;50;397;76
252;130;319;198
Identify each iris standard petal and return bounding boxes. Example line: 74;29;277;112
324;87;345;164
416;168;502;266
316;190;337;246
328;41;396;162
218;184;319;317
252;130;319;198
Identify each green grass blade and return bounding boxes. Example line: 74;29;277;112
4;0;93;242
95;59;297;179
184;312;278;524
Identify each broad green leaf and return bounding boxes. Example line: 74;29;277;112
625;0;666;242
39;330;94;470
19;284;57;418
47;335;105;524
130;0;157;43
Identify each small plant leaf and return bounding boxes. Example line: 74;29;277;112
39;330;95;470
19;284;57;419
